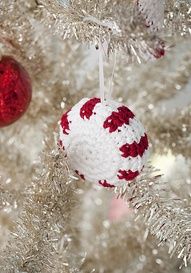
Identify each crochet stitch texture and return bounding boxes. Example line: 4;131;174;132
59;98;149;187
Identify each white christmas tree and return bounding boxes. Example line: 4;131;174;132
0;1;191;272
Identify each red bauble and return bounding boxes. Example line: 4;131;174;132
0;56;32;127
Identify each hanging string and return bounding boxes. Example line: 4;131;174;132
98;40;105;103
108;49;117;100
84;15;118;102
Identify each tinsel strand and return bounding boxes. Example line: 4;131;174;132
115;166;191;267
37;0;162;61
38;0;191;60
149;105;191;157
0;141;79;273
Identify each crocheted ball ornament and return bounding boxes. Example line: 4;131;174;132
59;98;149;188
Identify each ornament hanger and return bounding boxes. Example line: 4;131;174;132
83;14;118;103
98;40;105;103
108;50;116;100
98;40;116;103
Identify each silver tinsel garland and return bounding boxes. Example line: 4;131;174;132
115;166;191;268
0;0;191;272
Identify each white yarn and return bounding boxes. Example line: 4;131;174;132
98;40;105;102
59;98;149;187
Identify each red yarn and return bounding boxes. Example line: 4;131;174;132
120;134;149;158
75;170;85;180
80;97;101;119
99;180;115;188
142;134;149;149
61;110;70;135
103;106;134;133
118;170;139;181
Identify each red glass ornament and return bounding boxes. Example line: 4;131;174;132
0;56;32;127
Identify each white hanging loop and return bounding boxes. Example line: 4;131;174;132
108;50;116;100
98;40;105;103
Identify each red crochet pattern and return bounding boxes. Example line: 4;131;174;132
99;180;115;188
103;106;135;133
120;134;149;158
75;170;85;180
61;110;70;135
118;170;139;181
80;97;101;119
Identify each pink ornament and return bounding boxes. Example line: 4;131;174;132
109;197;132;222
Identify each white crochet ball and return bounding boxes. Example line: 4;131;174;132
59;98;149;188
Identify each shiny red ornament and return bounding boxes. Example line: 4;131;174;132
0;56;32;127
